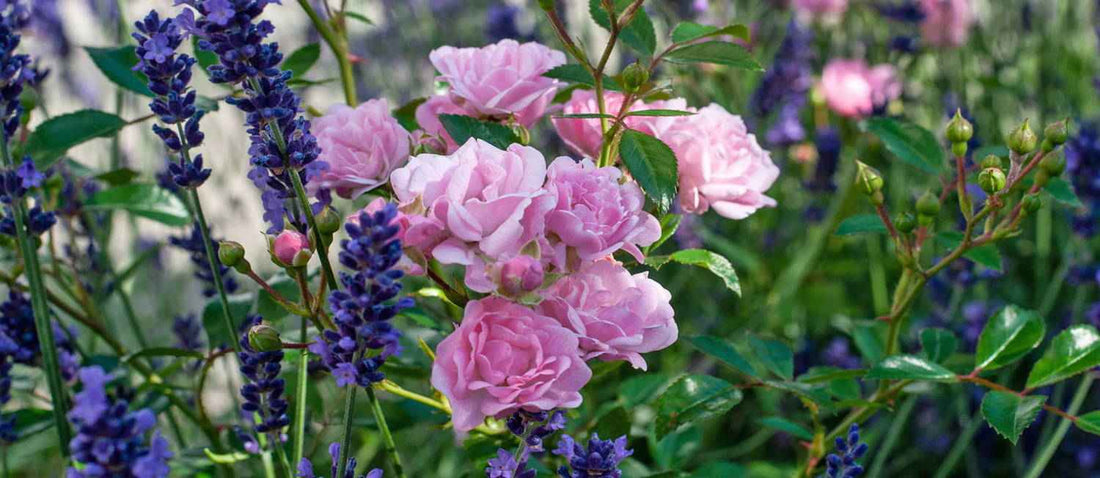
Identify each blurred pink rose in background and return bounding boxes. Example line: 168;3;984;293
921;0;974;48
820;59;900;118
431;297;591;432
538;260;676;370
792;0;848;22
662;104;780;220
429;39;566;126
311;99;412;199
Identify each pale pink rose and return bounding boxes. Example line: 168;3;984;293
496;254;545;296
428;39;566;126
543;157;660;265
389;139;554;267
350;198;424;276
920;0;974;48
431;297;591;432
820;59;900;118
792;0;848;21
552;90;690;159
662;104;780;219
538;260;676;370
272;230;310;266
311;99;412;198
414;95;468;154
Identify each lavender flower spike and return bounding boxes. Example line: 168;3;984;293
297;442;383;478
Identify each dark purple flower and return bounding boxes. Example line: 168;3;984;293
297;442;382;478
751;20;813;147
1066;121;1100;237
825;423;869;478
173;314;205;352
554;433;633;478
238;316;289;436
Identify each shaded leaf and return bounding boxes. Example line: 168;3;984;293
749;336;793;380
122;347;204;363
392;97;427;132
619;129;678;213
438;114;520;150
542;63;622;91
836;214;888;236
980;391;1045;444
1026;325;1100;389
685;335;756;377
86;184;190;226
759;416;813;441
589;0;657;56
624;109;695;117
798;366;867;384
1075;411;1100;436
866;355;957;382
671;22;750;43
921;328;959;363
865;117;944;174
655;375;741;436
619;374;671;408
645;249;739;295
85;46;152;97
664;41;762;71
1044;177;1083;208
202;293;253;349
975;305;1045;371
283;43;321;79
936;231;1003;271
25;110;128;169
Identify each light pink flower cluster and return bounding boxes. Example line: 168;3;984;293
311;99;412;198
820;59;901;118
552;90;688;159
792;0;849;22
920;0;974;48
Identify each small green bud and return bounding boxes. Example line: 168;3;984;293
855;161;885;197
1043;119;1069;146
951;142;968;158
620;62;650;93
1039;152;1066;176
1021;194;1042;214
945;109;974;144
1007;119;1038;155
979;154;1002;169
248;324;282;352
315;206;342;235
218;241;251;274
978;167;1007;194
916;191;940;217
894;212;916;234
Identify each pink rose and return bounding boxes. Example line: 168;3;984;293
414;95;468;154
543;157;660;264
350;198;424;276
538;260;676;370
920;0;974;48
428;39;566;126
271;230;310;267
431;297;591;432
820;59;901;118
552;90;690;159
311;99;412;198
792;0;848;21
662;104;780;219
390;139;553;266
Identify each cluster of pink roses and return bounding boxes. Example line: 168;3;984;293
819;59;902;119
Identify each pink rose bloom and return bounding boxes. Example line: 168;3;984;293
820;59;901;118
311;99;412;198
552;90;690;159
792;0;848;21
390;139;553;266
431;297;591;432
429;39;566;126
538;260;676;370
663;104;780;219
414;95;468;154
350;198;424;276
920;0;974;48
544;157;660;265
272;230;310;266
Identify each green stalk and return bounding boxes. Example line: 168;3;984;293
0;135;71;451
366;386;405;477
866;396;916;478
291;315;309;466
336;386;358;478
933;405;984;478
295;0;357;106
1024;374;1094;478
286;169;339;288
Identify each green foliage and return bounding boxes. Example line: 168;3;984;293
663;41;762;71
866;355;957;382
1043;177;1083;207
975;305;1045;370
835;214;888;236
935;231;1003;271
920;328;958;363
865;117;945;174
283;43;322;79
23;110;127;169
1026;325;1100;388
670;22;750;44
684;335;756;378
85;46;153;97
655;375;742;436
645;249;740;295
980;391;1045;444
619;129;679;214
1075;411;1100;436
201;293;252;348
588;0;657;56
759;417;812;441
748;336;793;381
438;114;520;150
392;97;427;131
543;63;623;91
85;184;191;226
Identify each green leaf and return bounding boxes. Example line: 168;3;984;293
671;22;750;43
835;214;888;236
685;335;756;377
542;64;622;91
589;0;657;56
648;213;681;252
655;375;741;436
866;355;957;382
192;36;218;77
763;380;833;406
1044;177;1083;208
94;167;140;186
122;347;204;363
690;463;747;478
852;322;887;363
85;46;152;97
980;391;1045;444
921;328;959;363
1026;325;1100;389
935;231;1003;271
202;293;253;349
975;305;1045;371
392;97;427;132
645;249;740;295
555;113;617;119
283;43;321;79
865;117;945;174
624;109;696;117
760;417;813;441
663;41;762;71
748;336;793;380
797;366;867;384
12;409;55;439
203;449;251;464
24;110;128;169
619;129;678;213
1075;411;1100;436
438;114;520;150
254;273;302;321
86;184;190;226
343;11;373;25
618;374;671;408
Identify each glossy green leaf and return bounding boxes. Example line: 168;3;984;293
645;249;739;295
980;391;1045;444
438;114;520;150
1044;177;1083;208
921;328;959;363
866;355;957;382
392;97;427;132
655;375;741;436
542;63;622;91
663;41;762;71
619;129;678;213
86;184;190;226
283;43;321;79
749;336;794;380
866;117;944;174
936;231;1003;271
85;46;152;97
836;214;888;236
1026;325;1100;389
1075;411;1100;436
759;416;813;441
975;305;1045;370
685;335;756;377
202;293;253;349
671;22;750;43
24;110;128;169
122;347;204;363
763;380;833;406
589;0;657;56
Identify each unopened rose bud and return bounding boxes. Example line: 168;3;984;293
498;255;545;296
916;191;940;217
894;212;916;234
946;109;973;144
621;62;650;93
978;167;1007;194
1021;194;1042;214
315;206;342;235
270;230;312;268
1043;119;1069;146
855;161;885;204
218;241;251;274
1008;119;1038;155
1039;153;1066;177
248;324;282;352
979;154;1002;169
